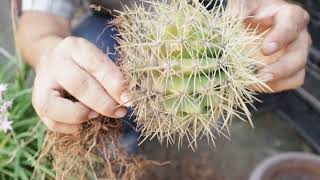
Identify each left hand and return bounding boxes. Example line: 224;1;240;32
244;0;312;92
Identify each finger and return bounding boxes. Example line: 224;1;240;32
52;57;128;118
257;4;309;55
256;30;311;82
254;46;286;70
32;75;100;124
251;3;285;27
41;117;80;134
62;37;132;107
250;69;305;93
268;69;305;92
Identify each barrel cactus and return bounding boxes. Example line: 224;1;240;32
114;0;272;148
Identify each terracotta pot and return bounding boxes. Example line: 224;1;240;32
249;152;320;180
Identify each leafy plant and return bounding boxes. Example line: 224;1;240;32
0;50;54;179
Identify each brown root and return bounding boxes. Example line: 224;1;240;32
35;117;149;180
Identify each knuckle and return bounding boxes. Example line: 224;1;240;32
93;65;127;97
54;37;78;55
284;5;309;26
63;36;77;45
303;11;310;23
74;37;87;44
61;36;87;49
66;36;87;46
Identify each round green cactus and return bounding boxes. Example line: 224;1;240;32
114;0;269;148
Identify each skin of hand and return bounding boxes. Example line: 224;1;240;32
243;0;312;92
16;12;131;134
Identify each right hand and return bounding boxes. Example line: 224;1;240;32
32;37;131;134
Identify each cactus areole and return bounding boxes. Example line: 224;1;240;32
113;0;270;148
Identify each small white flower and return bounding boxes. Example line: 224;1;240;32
0;101;12;113
0;116;13;133
0;84;7;93
3;101;12;109
0;84;12;133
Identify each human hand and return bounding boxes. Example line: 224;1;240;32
32;37;131;134
246;0;312;92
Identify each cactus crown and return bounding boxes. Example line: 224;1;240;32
114;0;268;149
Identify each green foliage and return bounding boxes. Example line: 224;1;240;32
0;54;54;179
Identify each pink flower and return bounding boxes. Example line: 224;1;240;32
0;84;13;133
0;116;12;133
3;101;12;109
0;101;12;113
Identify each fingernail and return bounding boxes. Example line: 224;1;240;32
258;72;274;82
88;111;100;119
115;108;128;118
120;91;133;107
263;42;279;54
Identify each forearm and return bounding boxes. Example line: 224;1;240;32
16;11;71;68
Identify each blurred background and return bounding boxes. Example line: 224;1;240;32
0;1;14;58
0;0;320;180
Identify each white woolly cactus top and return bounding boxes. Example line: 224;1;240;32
114;0;269;149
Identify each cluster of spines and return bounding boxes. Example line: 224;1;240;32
115;0;268;149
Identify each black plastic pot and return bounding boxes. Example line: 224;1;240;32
249;152;320;180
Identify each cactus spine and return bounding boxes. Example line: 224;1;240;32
114;0;269;148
